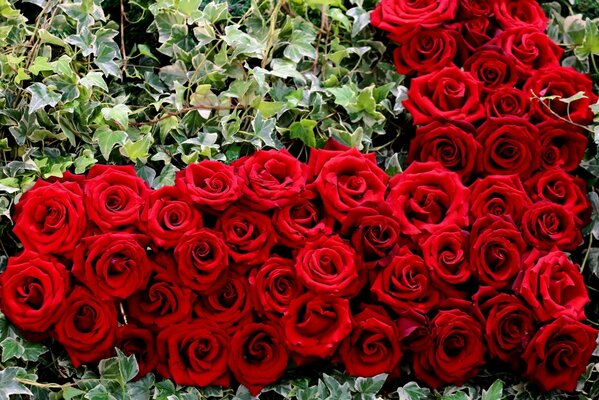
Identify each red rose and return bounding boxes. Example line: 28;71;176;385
216;206;276;265
522;316;598;392
525;169;589;218
538;122;588;171
464;46;520;92
339;203;401;269
407;121;481;180
84;165;149;232
403;67;485;125
228;322;289;396
308;148;388;224
459;0;495;18
371;247;441;314
476;117;541;178
282;293;352;360
126;272;194;332
339;306;402;377
13;180;86;257
249;256;303;319
370;0;458;35
175;160;243;211
390;28;464;75
234;149;307;210
514;251;589;322
396;310;432;352
470;215;526;289
421;225;471;286
156;321;230;387
526;66;597;125
174;229;229;293
521;202;582;251
114;325;158;378
469;175;532;223
52;286;118;367
194;272;253;330
474;286;535;364
493;27;563;77
485;87;530;118
413;307;486;388
272;192;334;248
296;235;364;298
0;252;69;332
494;0;548;31
458;17;499;52
72;233;151;300
145;186;203;249
386;162;469;236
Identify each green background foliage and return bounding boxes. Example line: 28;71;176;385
0;0;597;399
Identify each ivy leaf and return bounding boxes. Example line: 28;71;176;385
354;373;387;400
93;127;127;160
0;337;24;362
121;135;153;162
26;82;61;114
101;104;130;129
80;71;108;91
289;119;317;147
397;382;431;400
482;380;504;400
0;367;33;399
252;111;277;148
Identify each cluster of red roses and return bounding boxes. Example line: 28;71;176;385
368;0;598;393
0;140;596;394
372;0;595;181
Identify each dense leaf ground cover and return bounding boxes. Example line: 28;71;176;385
0;0;597;399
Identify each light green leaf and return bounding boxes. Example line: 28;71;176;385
94;127;128;160
289;119;317;147
26;82;61;114
101;104;130;129
80;71;109;91
482;380;504;400
28;56;54;75
0;337;24;362
252;111;277;148
121;135;153;162
0;367;33;399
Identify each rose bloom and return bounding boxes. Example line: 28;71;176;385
13;179;86;257
175;160;243;211
413;306;486;388
156;320;230;387
494;0;548;31
525;169;589;219
526;66;597;125
464;46;520;92
538;121;588;171
521;202;582;251
52;286;118;367
338;306;402;377
0;251;70;333
386;162;469;236
474;286;535;365
469;175;532;223
145;186;202;249
308;147;388;224
370;0;458;36
390;28;464;75
485;87;530;119
492;27;563;77
282;293;352;361
403;67;485;125
522;316;598;392
84;165;149;232
475;117;541;179
421;225;471;287
72;233;152;300
470;215;526;289
407;121;480;181
296;235;364;298
228;322;289;395
371;247;441;314
234;148;307;210
514;250;589;322
457;17;499;52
